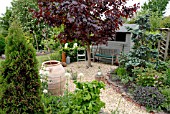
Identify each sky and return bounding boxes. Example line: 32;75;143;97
0;0;170;17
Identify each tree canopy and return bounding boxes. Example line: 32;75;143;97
0;0;52;51
33;0;138;45
0;7;12;37
142;0;169;16
32;0;139;66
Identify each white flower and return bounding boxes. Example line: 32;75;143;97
43;89;48;94
73;43;77;48
78;73;84;77
65;72;71;78
64;43;68;48
40;79;46;83
97;72;102;75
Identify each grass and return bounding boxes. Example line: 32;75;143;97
37;54;51;68
0;54;52;69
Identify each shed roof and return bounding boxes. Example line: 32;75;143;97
116;24;139;32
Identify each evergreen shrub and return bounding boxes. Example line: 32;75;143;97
0;21;45;113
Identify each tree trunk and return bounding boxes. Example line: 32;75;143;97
87;44;92;67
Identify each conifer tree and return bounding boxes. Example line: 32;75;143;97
0;21;45;113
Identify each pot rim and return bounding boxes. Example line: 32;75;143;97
42;60;61;67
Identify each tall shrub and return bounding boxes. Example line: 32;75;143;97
0;21;45;113
0;34;5;55
160;16;170;28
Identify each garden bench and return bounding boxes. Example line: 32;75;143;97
93;47;120;65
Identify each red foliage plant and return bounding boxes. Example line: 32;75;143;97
31;0;139;66
32;0;139;45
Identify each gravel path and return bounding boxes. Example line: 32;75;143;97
64;61;150;114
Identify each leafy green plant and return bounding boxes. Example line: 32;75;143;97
142;0;169;17
42;81;105;114
164;68;170;86
0;21;45;113
133;67;164;87
49;51;61;61
114;67;133;84
155;60;168;73
133;86;165;111
160;16;170;28
116;67;126;76
41;94;60;113
62;47;78;62
161;88;170;112
41;39;56;52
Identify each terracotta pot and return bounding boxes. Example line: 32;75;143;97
40;60;66;95
62;52;66;62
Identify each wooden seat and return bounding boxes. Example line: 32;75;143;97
77;48;86;62
94;48;120;65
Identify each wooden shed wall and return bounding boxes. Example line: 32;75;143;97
92;33;133;54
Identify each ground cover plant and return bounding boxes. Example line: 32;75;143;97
0;21;45;113
133;86;165;111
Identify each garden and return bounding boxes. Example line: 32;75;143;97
0;0;170;114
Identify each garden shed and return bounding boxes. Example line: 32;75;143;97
91;24;138;64
92;24;138;54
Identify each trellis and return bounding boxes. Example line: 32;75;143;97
158;28;170;61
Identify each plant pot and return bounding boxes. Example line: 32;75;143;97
62;52;66;62
40;60;66;95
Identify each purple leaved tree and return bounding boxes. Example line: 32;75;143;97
32;0;139;67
